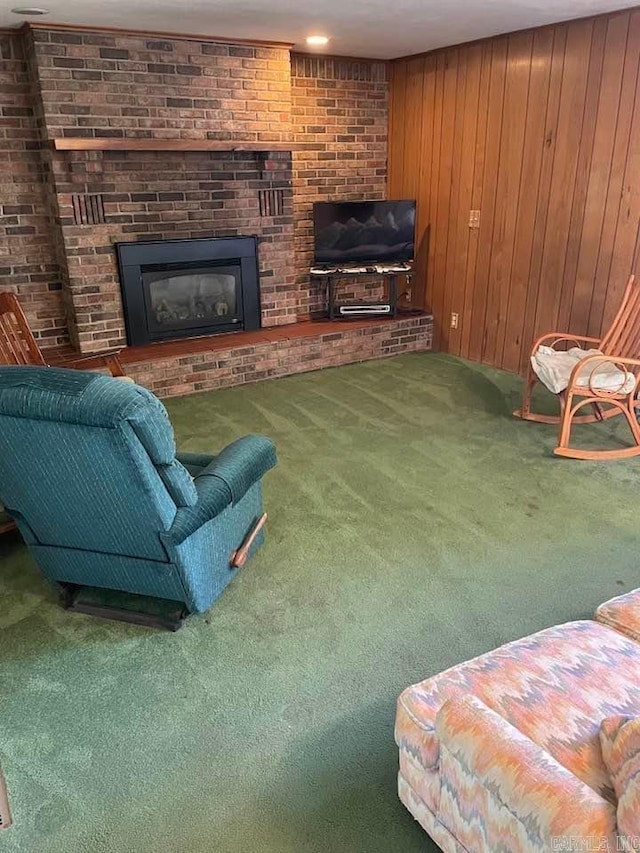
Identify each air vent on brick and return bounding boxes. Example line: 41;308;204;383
0;769;12;830
291;55;386;82
71;193;107;226
258;188;285;218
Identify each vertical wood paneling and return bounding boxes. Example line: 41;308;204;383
468;39;507;362
569;13;630;337
441;49;468;354
459;41;492;359
448;43;483;357
431;50;458;347
517;24;567;373
414;56;436;309
604;19;640;329
401;58;425;198
556;16;607;333
588;11;640;338
501;27;554;372
388;8;640;373
388;61;407;197
532;19;593;342
485;31;532;366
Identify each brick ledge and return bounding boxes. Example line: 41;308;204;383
124;314;429;364
44;314;433;399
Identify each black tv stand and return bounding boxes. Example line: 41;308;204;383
310;264;412;320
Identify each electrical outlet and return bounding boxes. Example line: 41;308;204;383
405;287;412;302
450;312;459;329
468;210;480;229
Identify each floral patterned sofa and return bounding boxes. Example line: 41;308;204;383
395;589;640;852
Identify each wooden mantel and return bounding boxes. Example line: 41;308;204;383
53;138;308;153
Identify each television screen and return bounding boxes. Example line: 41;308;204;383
313;200;416;266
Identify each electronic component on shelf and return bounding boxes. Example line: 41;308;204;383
337;304;392;316
312;264;404;320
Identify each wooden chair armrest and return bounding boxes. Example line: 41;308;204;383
531;331;601;353
62;348;122;362
59;349;126;377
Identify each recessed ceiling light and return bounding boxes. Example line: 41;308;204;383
11;6;49;14
306;35;329;46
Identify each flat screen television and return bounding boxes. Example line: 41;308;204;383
313;199;416;266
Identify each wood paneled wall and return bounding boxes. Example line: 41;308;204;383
389;9;640;372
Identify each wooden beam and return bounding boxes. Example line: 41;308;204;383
52;138;308;153
21;21;294;50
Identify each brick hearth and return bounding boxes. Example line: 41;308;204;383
119;315;432;397
45;314;433;398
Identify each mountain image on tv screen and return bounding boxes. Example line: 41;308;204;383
313;200;416;265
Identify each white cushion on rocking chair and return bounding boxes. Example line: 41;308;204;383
531;346;636;395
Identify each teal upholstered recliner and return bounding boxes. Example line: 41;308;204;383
0;366;277;628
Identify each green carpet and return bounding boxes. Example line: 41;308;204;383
2;352;640;853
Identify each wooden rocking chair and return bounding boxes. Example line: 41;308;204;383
0;291;126;377
514;274;640;460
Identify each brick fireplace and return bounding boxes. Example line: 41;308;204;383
116;234;262;345
23;27;300;352
47;146;296;351
0;24;432;397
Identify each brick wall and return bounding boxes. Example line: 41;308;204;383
28;28;292;143
127;314;432;397
43;148;295;350
0;28;392;356
291;55;389;317
22;27;297;350
0;32;66;345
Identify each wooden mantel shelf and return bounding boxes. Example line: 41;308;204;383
53;138;307;153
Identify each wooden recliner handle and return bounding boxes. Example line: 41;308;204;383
0;767;12;830
230;513;267;569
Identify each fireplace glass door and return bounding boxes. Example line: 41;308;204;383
141;262;243;339
117;235;260;346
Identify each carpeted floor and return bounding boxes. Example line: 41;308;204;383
2;352;640;853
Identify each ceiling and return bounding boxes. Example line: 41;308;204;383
1;0;637;59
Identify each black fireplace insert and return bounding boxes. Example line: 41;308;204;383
116;236;261;346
